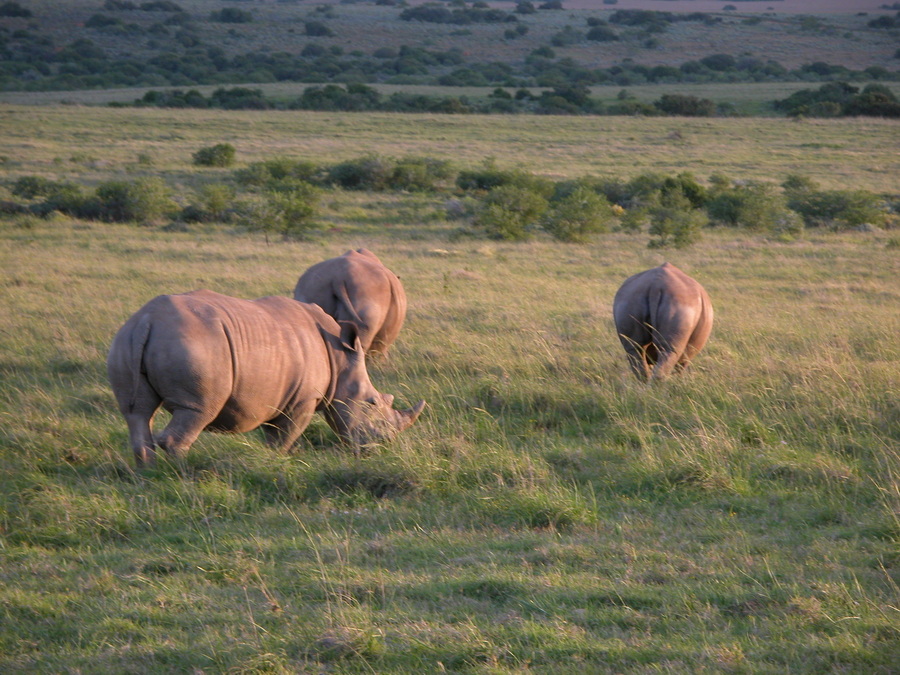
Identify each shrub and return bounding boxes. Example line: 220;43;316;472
237;183;321;241
210;8;252;23
12;176;60;200
93;178;175;224
294;83;381;112
326;155;393;191
234;158;321;188
35;183;98;219
457;162;553;197
647;192;706;248
654;93;716;116
773;82;900;118
85;13;122;29
786;188;886;229
474;185;549;240
586;25;619;41
192;143;236;167
843;84;900;118
181;183;235;223
700;53;736;71
0;2;32;18
389;156;455;192
542;186;616;242
209;88;271;110
305;20;333;37
706;180;788;230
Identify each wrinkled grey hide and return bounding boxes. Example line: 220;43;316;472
613;263;714;382
107;290;425;467
293;248;407;357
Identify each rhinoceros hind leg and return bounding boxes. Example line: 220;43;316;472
650;349;684;382
619;337;651;382
124;412;157;468
155;408;216;459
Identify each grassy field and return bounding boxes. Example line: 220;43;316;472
0;107;898;673
1;104;899;192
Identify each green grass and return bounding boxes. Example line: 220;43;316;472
0;107;898;673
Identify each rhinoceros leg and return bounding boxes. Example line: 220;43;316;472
623;343;651;382
155;407;219;459
649;315;696;382
114;376;161;468
125;411;157;468
261;401;317;452
617;326;653;382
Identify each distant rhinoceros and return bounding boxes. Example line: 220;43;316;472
107;290;425;467
613;263;714;382
293;248;407;357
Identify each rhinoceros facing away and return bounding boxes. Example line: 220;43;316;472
107;290;425;467
293;248;407;357
613;263;714;382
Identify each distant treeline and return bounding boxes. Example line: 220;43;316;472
122;82;900;118
2;13;897;95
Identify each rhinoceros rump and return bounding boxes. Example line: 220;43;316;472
107;290;424;467
613;263;713;382
293;248;407;357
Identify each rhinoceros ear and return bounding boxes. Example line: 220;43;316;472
338;320;363;353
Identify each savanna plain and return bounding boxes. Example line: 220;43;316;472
0;104;899;673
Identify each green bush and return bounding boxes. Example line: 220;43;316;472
0;1;32;17
234;158;321;188
542;186;616;242
305;20;333;37
94;177;175;223
36;183;98;219
237;183;321;240
647;192;706;249
786;188;886;229
706;180;788;230
457;162;553;197
326;155;393;190
12;176;62;200
210;8;252;23
192;143;237;168
389;156;455;191
474;185;549;240
654;93;716;117
181;183;235;223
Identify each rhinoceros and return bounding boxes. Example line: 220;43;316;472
107;290;425;467
613;263;714;382
293;248;407;357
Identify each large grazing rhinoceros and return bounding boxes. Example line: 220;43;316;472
613;263;714;382
107;290;425;467
293;248;407;357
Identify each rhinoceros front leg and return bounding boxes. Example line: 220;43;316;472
261;401;317;452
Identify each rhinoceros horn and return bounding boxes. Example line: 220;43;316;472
396;399;426;431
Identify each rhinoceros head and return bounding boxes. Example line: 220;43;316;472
323;329;425;447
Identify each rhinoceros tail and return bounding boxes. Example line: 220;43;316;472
124;314;152;412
